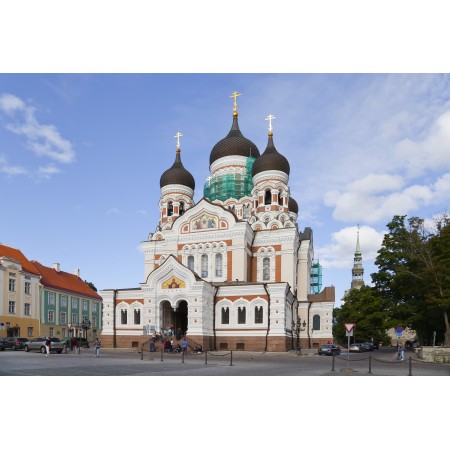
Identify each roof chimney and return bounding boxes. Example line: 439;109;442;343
53;263;60;272
74;269;80;277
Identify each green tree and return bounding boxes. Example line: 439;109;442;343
84;280;98;292
372;214;450;346
333;286;390;346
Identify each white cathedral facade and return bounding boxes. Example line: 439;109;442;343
100;96;335;352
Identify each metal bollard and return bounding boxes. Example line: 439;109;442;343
230;350;233;366
161;348;163;362
368;355;372;374
182;350;185;363
408;356;412;376
332;354;335;371
205;351;208;365
141;346;143;360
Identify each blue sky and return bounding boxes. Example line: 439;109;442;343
1;73;450;305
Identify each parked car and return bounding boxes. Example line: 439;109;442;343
348;343;369;353
361;342;375;351
4;337;29;350
0;338;7;351
318;344;341;356
60;337;90;348
24;337;64;354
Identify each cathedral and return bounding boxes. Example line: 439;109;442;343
100;93;335;352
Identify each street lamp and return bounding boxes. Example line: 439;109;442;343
292;319;306;354
81;319;91;341
67;323;72;351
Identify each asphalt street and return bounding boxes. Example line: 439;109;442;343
0;347;449;376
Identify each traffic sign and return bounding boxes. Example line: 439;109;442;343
344;323;355;332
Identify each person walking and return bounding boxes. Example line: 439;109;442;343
72;337;78;354
94;338;101;357
181;337;188;355
399;343;405;361
45;336;51;356
149;337;155;352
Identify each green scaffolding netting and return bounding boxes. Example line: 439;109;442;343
310;261;322;294
204;157;255;202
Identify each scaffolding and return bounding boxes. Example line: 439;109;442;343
204;157;255;202
310;260;322;294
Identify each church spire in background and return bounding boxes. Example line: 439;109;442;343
351;225;364;290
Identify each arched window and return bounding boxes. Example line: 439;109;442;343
263;257;270;281
167;201;174;216
313;314;320;330
238;306;246;324
201;254;208;278
221;307;229;324
255;306;263;324
264;190;271;205
179;202;185;215
121;309;127;325
187;255;194;271
215;253;223;277
134;309;141;325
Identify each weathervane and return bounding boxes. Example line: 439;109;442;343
174;131;183;149
230;91;241;115
265;114;276;133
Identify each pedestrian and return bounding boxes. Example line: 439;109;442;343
399;343;405;361
94;338;101;357
45;336;51;356
149;337;155;352
72;337;78;354
181;337;188;355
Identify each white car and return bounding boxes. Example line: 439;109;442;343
24;337;64;354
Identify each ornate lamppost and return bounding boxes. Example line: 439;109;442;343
67;323;72;351
292;318;306;354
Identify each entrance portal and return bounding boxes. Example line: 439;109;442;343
174;300;188;335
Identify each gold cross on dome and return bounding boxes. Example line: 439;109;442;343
174;131;183;149
265;114;276;132
230;91;241;113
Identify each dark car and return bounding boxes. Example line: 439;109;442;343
0;338;7;351
361;342;375;351
318;344;341;356
4;337;29;350
349;343;369;352
24;337;64;354
60;337;90;348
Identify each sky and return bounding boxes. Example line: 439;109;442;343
1;1;449;441
1;73;450;305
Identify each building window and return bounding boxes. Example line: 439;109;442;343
49;327;54;337
9;301;15;314
92;302;97;312
72;298;78;309
8;278;16;292
264;190;271;205
255;306;263;324
24;303;31;316
187;255;194;271
313;315;321;331
134;309;141;325
27;327;33;337
238;306;246;324
215;253;223;277
167;201;174;216
263;257;270;281
48;310;55;322
92;316;97;327
62;328;66;338
201;254;208;278
82;300;88;311
72;313;78;325
121;310;127;325
48;292;56;305
221;307;229;325
60;312;67;324
179;201;185;215
25;281;31;295
61;295;68;308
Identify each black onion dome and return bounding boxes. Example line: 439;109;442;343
252;133;290;177
209;114;260;166
288;196;299;214
160;149;195;190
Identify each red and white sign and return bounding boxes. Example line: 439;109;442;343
344;323;356;332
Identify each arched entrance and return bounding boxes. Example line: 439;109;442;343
159;299;188;335
174;300;188;335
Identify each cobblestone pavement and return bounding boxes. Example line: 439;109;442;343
1;347;449;376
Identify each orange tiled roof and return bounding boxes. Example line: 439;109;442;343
31;260;102;300
0;244;41;276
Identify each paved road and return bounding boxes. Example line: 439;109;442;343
0;347;449;376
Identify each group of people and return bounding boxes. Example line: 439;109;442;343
149;335;191;354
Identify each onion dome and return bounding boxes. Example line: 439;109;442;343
252;132;290;177
160;148;195;190
210;113;260;166
288;196;299;214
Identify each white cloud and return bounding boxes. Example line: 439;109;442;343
319;225;385;269
0;155;28;176
0;93;75;165
37;164;62;179
107;208;121;215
